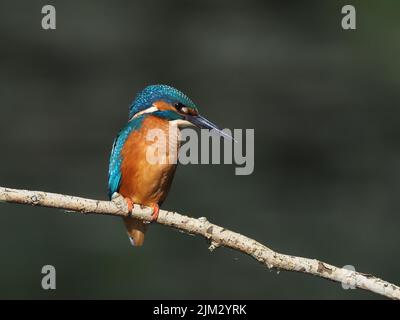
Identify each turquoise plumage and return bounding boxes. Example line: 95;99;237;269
129;84;197;119
108;116;145;199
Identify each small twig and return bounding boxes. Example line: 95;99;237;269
0;186;399;299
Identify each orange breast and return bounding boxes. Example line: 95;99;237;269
119;115;179;206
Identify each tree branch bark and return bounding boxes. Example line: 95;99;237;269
0;186;399;299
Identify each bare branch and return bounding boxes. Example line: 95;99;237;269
0;186;399;299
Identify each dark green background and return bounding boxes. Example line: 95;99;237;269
0;0;399;299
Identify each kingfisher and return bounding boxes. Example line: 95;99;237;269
108;84;232;247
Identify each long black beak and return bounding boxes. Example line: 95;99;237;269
186;114;236;141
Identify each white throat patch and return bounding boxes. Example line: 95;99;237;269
131;105;159;120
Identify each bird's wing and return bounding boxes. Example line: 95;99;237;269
107;116;145;199
108;135;122;199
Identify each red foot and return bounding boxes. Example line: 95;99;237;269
150;204;160;222
124;198;134;212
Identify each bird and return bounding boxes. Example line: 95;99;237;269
108;84;232;247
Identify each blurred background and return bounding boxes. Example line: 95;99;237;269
0;0;399;299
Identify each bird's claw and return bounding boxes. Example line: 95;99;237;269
111;193;134;213
150;204;159;222
124;198;134;213
111;193;158;221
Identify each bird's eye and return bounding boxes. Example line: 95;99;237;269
174;103;189;114
174;103;184;110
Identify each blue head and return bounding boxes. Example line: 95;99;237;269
127;84;233;140
129;85;197;119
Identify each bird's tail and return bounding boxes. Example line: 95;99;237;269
123;217;148;247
